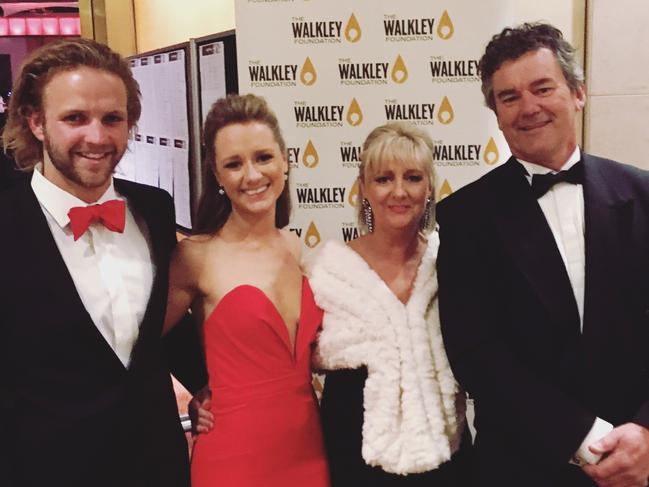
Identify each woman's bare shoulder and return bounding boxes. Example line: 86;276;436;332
280;228;302;261
172;233;225;275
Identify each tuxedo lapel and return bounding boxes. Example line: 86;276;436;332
490;158;581;336
115;179;172;369
15;183;127;373
581;155;633;342
115;179;167;269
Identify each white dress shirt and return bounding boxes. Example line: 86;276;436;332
519;149;585;329
518;148;612;465
31;167;155;367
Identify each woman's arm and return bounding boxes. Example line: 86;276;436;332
163;239;200;335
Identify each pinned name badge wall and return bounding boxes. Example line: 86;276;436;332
235;0;514;248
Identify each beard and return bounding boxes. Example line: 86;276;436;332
42;127;125;191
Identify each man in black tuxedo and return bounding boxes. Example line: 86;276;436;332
437;23;649;487
0;39;202;486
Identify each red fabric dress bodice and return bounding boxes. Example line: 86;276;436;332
191;277;329;487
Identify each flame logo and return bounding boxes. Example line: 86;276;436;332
438;179;453;200
345;13;362;42
346;98;363;126
302;140;319;168
391;54;408;84
305;221;322;248
437;10;454;40
348;179;360;207
437;96;454;125
300;57;317;86
483;137;500;165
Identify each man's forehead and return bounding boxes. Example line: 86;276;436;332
492;48;564;86
41;67;128;109
43;66;125;89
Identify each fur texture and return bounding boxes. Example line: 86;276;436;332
308;233;466;474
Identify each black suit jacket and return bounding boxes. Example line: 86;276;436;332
0;178;197;487
437;154;649;487
0;151;27;192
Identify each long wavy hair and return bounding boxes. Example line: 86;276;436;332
194;94;291;234
2;38;141;170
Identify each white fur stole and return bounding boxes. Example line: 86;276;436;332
308;233;466;474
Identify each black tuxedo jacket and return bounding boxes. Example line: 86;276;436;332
0;178;195;487
437;154;649;487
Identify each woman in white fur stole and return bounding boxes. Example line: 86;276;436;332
308;122;472;486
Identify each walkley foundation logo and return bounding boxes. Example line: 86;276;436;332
438;179;454;201
304;222;322;248
338;54;408;85
340;181;362;242
287;140;319;169
295;182;347;209
303;140;319;167
248;57;316;87
341;222;360;242
289;222;322;248
348;179;360;207
483;137;500;165
291;13;361;44
294;98;363;128
384;96;454;126
432;137;499;167
383;10;454;42
430;56;479;84
339;141;362;168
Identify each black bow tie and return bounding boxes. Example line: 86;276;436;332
530;161;584;198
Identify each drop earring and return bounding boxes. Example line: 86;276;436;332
361;198;374;233
420;197;432;230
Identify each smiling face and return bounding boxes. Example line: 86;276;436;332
361;158;431;234
28;67;129;202
213;121;288;219
492;48;585;170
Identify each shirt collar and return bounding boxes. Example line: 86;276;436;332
31;163;120;229
517;147;581;183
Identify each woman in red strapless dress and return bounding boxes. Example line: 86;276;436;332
163;94;329;487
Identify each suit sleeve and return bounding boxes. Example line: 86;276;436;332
436;200;594;467
0;194;16;486
163;312;207;393
0;389;15;486
155;190;208;393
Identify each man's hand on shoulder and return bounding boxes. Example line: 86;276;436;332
583;422;649;487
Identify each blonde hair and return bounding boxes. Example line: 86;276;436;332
357;121;436;232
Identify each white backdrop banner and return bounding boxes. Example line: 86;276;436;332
235;0;514;248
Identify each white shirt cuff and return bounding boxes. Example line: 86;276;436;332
573;417;614;465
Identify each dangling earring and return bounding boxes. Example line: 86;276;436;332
361;198;374;233
217;185;225;196
284;171;289;181
420;197;432;230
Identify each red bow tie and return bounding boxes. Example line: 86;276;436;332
68;199;126;241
